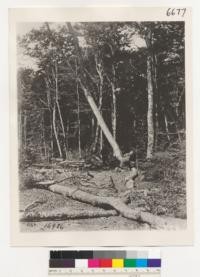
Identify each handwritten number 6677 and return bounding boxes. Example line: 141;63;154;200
167;8;186;17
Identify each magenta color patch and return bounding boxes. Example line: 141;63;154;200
88;259;100;268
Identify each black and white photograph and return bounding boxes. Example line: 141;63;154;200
9;7;193;246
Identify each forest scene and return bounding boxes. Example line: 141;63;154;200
17;21;186;231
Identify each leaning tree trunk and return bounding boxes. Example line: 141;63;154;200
67;23;123;163
78;80;123;162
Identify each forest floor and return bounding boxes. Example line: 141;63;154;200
19;142;186;231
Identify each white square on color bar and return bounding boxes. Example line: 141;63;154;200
148;249;161;259
75;259;88;268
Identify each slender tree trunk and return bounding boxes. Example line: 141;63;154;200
42;111;47;160
111;82;117;140
146;53;154;159
66;119;69;151
92;55;104;153
52;104;62;158
164;113;170;143
55;63;67;159
91;118;95;139
24;110;27;153
49;120;53;162
155;108;159;148
106;75;117;141
44;75;54;162
68;22;123;162
19;109;22;154
146;29;155;160
175;122;182;143
100;129;103;152
76;81;81;158
45;23;67;159
107;44;117;140
93;124;100;152
153;54;159;149
75;58;81;158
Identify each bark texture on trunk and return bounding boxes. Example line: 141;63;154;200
78;80;123;162
93;55;104;153
111;82;117;140
21;207;117;222
34;182;186;229
146;54;154;159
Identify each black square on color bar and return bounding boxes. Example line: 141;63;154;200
50;251;94;259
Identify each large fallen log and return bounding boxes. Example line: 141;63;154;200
37;182;186;230
20;208;118;222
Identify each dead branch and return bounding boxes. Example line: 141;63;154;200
109;176;118;193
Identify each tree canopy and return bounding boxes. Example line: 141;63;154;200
18;21;185;165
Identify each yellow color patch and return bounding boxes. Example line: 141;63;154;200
112;259;124;268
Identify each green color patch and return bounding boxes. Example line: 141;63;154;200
124;259;136;268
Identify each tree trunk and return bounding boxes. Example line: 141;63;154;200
146;50;154;159
74;58;82;158
78;80;123;162
111;82;117;140
21;207;118;222
66;119;69;151
153;54;159;149
42;111;47;160
76;81;81;158
67;23;123;162
52;104;62;158
23;110;27;152
96;55;104;152
100;129;103;152
19;109;22;155
145;28;155;159
92;56;104;153
164;113;170;143
36;182;186;229
110;61;117;140
55;63;68;159
93;124;100;153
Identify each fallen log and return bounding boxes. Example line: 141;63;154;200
59;160;85;164
20;208;118;222
40;183;186;230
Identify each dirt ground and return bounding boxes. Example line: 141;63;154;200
19;144;186;232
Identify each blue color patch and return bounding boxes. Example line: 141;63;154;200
136;259;148;267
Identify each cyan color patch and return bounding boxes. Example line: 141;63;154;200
136;259;148;267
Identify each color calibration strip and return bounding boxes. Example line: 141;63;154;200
49;258;161;268
49;250;161;269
